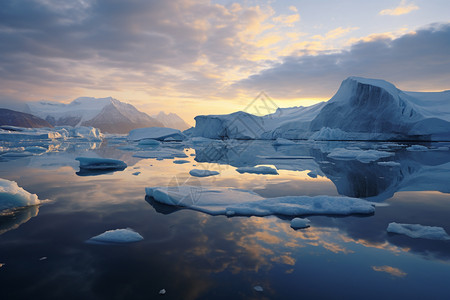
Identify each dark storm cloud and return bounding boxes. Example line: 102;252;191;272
234;23;450;98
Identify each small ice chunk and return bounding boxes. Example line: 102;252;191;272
173;159;190;164
290;218;311;229
132;172;141;176
87;228;144;244
377;161;401;167
436;146;449;151
189;169;219;177
254;286;264;292
307;171;317;178
406;145;428;151
76;157;127;170
0;178;41;212
39;257;47;261
387;222;450;240
236;166;278;175
159;289;166;295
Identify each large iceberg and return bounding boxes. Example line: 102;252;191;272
145;185;375;217
0;178;42;212
189;77;450;141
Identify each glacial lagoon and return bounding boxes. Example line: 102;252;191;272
1;137;450;299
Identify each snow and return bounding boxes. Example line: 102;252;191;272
387;222;450;240
128;127;186;141
133;148;188;160
406;145;428;151
87;228;144;244
377;161;401;167
290;218;311;229
0;178;41;211
328;148;394;163
145;185;375;217
189;169;220;177
189;76;450;141
76;157;127;170
235;166;278;175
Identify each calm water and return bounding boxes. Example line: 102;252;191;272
1;138;450;299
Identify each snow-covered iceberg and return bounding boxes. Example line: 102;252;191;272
128;127;186;141
145;185;375;217
86;228;144;244
189;76;450;141
387;222;450;240
0;178;42;212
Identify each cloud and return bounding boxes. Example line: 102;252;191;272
232;23;450;100
312;26;359;40
379;0;419;16
372;265;407;277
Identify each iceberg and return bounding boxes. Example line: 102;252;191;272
86;228;144;244
387;222;450;240
76;157;127;170
128;127;186;142
290;217;311;229
235;166;278;175
145;185;375;217
0;178;42;212
189;169;220;177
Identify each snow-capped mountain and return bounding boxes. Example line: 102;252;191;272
0;108;52;128
152;111;190;131
25;97;164;134
189;77;450;141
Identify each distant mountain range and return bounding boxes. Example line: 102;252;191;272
0;108;52;128
152;111;191;131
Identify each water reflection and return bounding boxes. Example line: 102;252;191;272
0;206;39;236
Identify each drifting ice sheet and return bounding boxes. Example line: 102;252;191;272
87;228;144;244
145;185;375;217
328;148;394;163
387;222;450;240
0;178;41;212
235;166;278;175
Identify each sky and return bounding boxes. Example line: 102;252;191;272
0;0;449;123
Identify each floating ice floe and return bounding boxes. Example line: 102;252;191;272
132;172;141;176
387;222;450;240
377;161;401;167
86;228;144;244
159;289;166;295
406;145;428;151
0;178;42;212
133;148;188;160
235;166;278;175
290;217;311;229
328;148;394;163
253;286;264;292
128;127;186;141
189;169;220;177
76;157;127;170
145;186;375;217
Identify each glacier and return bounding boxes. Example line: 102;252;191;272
188;77;450;141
